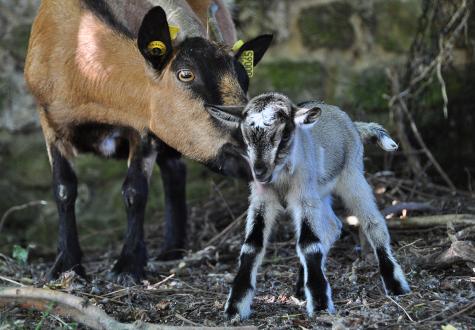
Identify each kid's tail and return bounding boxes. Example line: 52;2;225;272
355;122;398;151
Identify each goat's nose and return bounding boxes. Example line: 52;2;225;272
253;163;267;177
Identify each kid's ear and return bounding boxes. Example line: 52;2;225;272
293;106;321;125
205;104;245;125
138;6;173;71
234;34;273;67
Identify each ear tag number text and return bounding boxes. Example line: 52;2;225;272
239;50;254;78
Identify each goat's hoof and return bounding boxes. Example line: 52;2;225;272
156;248;185;261
106;270;143;286
46;254;87;281
108;257;146;286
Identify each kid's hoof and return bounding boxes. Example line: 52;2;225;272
224;302;251;321
386;281;411;296
306;297;336;318
382;271;411;296
224;308;249;322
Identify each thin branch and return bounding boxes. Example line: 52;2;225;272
386;295;414;322
0;200;48;233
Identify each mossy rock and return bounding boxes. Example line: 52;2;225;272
250;60;326;102
0;23;32;59
349;67;389;112
373;0;421;53
298;2;355;50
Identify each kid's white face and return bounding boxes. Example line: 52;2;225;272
241;102;294;184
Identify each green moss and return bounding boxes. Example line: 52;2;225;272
298;3;354;50
374;0;421;53
350;67;389;111
250;60;326;102
1;23;32;59
0;77;7;108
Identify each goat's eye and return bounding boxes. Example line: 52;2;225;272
177;69;195;82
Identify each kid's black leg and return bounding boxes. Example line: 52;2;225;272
225;203;277;320
295;265;305;299
295;218;335;316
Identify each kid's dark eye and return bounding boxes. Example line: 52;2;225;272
282;131;290;142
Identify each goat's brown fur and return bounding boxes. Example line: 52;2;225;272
25;0;239;163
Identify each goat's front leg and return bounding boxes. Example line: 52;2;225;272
335;170;410;295
47;145;85;280
225;188;280;320
156;150;187;261
108;137;157;286
290;196;340;316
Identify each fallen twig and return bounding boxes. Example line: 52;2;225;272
205;211;246;247
382;202;436;217
386;295;414;322
386;214;475;229
0;287;257;330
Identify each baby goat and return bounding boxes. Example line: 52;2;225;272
208;93;410;319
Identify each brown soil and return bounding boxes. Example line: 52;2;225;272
1;175;474;329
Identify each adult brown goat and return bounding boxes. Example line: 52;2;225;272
25;0;273;285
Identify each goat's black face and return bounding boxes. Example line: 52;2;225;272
137;6;273;180
171;37;249;106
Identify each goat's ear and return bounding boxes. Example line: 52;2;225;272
293;106;322;125
138;6;173;71
235;34;273;67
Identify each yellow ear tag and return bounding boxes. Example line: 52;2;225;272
169;25;180;40
239;50;254;78
232;39;244;52
147;41;167;56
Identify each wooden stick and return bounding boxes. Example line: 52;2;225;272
382;202;436;217
386;214;475;229
0;287;257;330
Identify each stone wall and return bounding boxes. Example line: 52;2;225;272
0;0;39;132
236;0;423;119
0;0;473;253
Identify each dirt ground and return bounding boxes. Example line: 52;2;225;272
1;174;474;329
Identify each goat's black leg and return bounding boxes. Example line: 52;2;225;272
47;146;85;280
108;140;156;286
156;156;187;260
